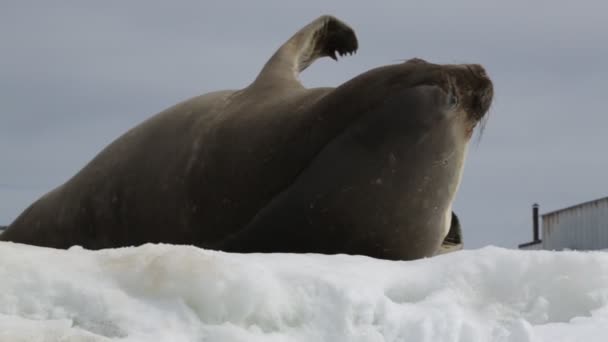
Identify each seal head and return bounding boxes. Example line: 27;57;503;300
219;57;493;260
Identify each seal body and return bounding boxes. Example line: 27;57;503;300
1;16;492;260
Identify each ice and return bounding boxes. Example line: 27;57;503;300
0;242;607;341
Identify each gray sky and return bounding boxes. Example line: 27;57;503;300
1;0;607;248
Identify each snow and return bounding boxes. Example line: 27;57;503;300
0;243;607;342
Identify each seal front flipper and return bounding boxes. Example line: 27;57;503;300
436;212;464;255
252;15;358;89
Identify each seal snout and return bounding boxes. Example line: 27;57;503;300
447;63;493;124
465;64;493;121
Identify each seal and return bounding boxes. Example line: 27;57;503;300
1;15;491;260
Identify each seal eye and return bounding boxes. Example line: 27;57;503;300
447;93;459;109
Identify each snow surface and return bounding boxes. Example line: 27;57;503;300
1;242;608;342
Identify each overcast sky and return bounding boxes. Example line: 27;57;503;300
1;0;606;249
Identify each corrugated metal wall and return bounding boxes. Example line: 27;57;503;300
542;197;608;250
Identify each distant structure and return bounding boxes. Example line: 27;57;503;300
519;196;608;251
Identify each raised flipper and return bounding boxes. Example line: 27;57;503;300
252;15;358;89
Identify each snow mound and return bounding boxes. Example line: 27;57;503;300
0;242;607;342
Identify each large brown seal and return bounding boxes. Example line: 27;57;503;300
1;15;492;260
